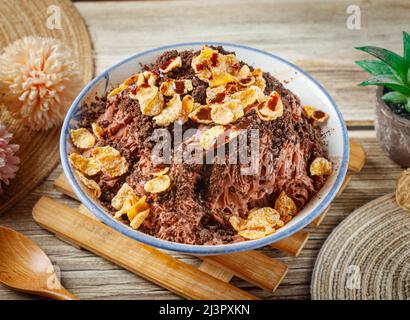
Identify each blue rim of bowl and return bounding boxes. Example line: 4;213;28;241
61;42;349;255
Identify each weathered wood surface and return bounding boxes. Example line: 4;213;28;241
1;0;408;300
75;0;409;125
0;131;404;300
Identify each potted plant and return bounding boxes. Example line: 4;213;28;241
356;31;410;167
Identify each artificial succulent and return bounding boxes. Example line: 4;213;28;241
356;31;410;113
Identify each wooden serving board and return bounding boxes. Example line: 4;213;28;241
0;0;93;215
32;139;365;299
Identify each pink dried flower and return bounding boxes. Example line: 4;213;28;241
0;36;81;130
0;124;20;193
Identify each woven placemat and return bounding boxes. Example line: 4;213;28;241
311;193;410;300
0;0;93;214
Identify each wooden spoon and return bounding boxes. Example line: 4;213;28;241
0;226;78;300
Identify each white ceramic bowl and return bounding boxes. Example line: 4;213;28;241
61;42;349;255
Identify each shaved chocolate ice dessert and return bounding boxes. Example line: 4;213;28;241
69;46;332;245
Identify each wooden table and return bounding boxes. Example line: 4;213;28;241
0;0;407;299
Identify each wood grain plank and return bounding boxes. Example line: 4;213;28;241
201;251;288;292
270;230;310;257
309;206;330;228
198;261;233;283
337;174;352;198
54;174;78;200
349;139;367;172
32;197;258;300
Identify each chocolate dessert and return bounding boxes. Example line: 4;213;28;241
69;46;332;245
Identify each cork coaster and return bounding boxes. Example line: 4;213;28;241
311;193;410;300
0;0;93;214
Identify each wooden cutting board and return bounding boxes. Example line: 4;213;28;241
33;197;259;300
0;0;93;215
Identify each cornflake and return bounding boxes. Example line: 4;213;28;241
153;94;182;127
226;101;244;121
191;46;219;81
231;86;265;109
191;46;240;87
108;83;128;98
206;85;260;123
75;170;101;198
208;70;237;88
396;169;410;211
206;88;224;105
130;196;150;217
238;77;255;87
113;198;134;219
112;184;151;229
237;65;252;80
229;207;284;240
274;191;297;222
229;216;243;232
206;85;236;104
70;128;96;149
199;125;225;150
92;145;120;158
189;105;213;124
115;196;149;221
130;209;150;230
310;157;332;176
92;122;104;140
92;146;129;177
123;74;139;86
312;110;329;122
101;156;128;177
137;71;158;87
210;104;235;125
237;65;255;87
218;53;241;76
256;91;283;121
144;175;171;194
303;106;316;118
251;68;266;92
131;85;164;116
152;166;170;177
111;183;138;211
69;153;100;176
181;95;195;122
159;56;182;73
303;106;328;122
160;79;193;96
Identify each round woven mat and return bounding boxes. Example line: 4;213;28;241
0;0;93;214
311;193;410;300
